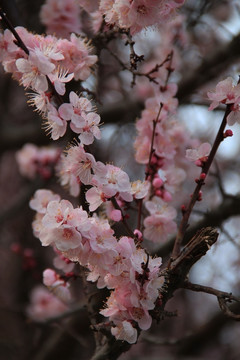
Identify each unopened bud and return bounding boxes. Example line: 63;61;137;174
155;189;162;197
153;177;163;188
224;129;233;138
181;204;186;214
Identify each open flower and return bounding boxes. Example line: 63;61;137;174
186;142;211;165
208;77;240;111
16;49;55;91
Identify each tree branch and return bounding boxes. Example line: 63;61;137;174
155;227;219;319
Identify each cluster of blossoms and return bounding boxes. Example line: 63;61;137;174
0;26;98;140
1;0;220;345
78;0;185;35
0;26;97;83
30;188;163;343
38;0;185;38
16;143;60;179
57;141;150;219
134;82;190;242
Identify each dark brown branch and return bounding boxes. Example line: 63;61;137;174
0;7;29;54
90;337;131;360
122;29;144;70
218;297;240;321
90;228;218;359
155;227;219;319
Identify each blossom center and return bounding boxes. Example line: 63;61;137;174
63;228;74;239
137;5;147;15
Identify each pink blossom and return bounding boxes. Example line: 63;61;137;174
16;49;55;91
186;142;211;163
144;197;177;242
59;91;101;143
129;307;152;330
26;286;68;322
43;268;58;286
45;103;68;140
43;268;72;303
86;186;109;211
16;143;60;179
59;91;92;123
208;77;240;111
0;28;27;77
29;189;61;214
110;209;122;222
134;90;182;166
91;164;132;200
111;321;137;344
86;164;133;210
0;28;20;62
116;0;167;34
27;91;51;116
57;162;81;197
57;34;97;81
134;136;151;164
144;213;177;242
100;0;185;35
87;223;117;255
57;142;102;188
48;68;74;95
42;200;79;229
41;225;83;251
226;104;240;126
131;180;150;199
40;200;90;250
53;253;74;272
99;0;118;24
40;0;81;38
16;143;39;179
77;112;101;145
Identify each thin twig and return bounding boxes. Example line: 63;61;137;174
182;281;240;303
136;103;163;231
183;280;240;321
218;297;240;320
172;104;232;259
